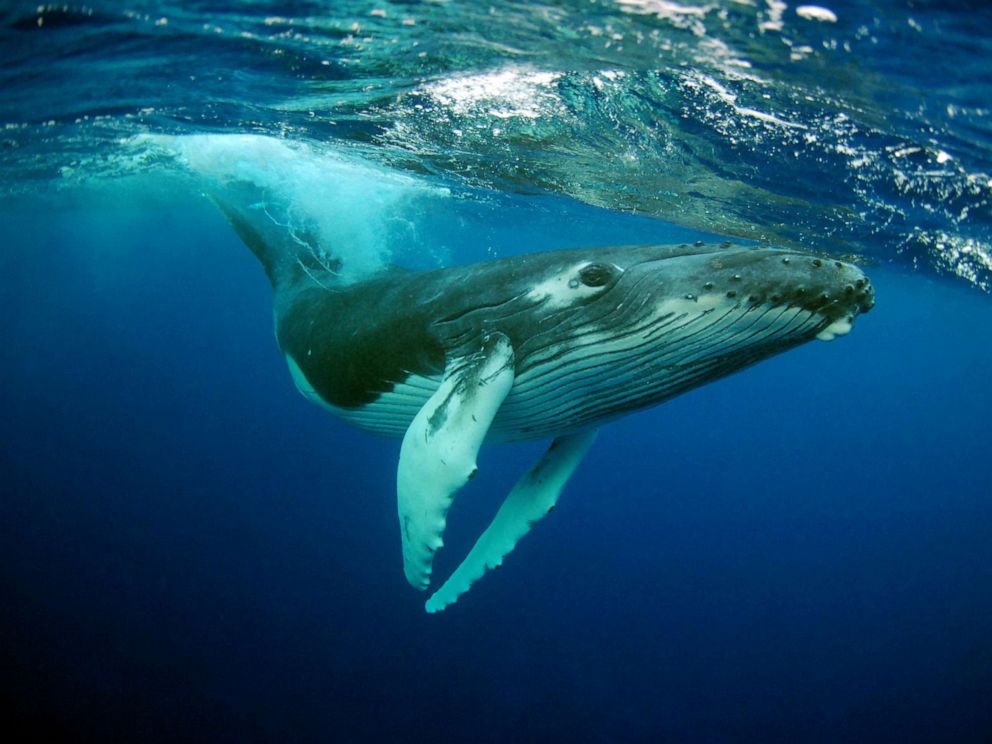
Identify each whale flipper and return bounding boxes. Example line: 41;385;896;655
425;428;599;613
397;333;515;591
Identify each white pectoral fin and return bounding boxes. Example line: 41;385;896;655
397;333;515;591
425;428;599;614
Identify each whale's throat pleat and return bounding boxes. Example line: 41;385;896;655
496;298;821;438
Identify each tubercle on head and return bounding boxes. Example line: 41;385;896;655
688;249;875;317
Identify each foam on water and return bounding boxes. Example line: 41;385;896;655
133;134;450;282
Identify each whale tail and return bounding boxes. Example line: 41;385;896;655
208;193;343;291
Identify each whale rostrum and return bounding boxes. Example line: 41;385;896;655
216;199;875;612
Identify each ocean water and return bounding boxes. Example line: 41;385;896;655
1;1;990;741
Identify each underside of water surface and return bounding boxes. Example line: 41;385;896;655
1;1;990;289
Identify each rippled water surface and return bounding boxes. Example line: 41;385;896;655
2;0;990;287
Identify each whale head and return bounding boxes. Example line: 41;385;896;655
495;241;875;436
608;242;876;340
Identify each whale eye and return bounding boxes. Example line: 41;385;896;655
578;263;616;287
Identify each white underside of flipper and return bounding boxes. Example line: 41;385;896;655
425;428;599;613
397;333;515;591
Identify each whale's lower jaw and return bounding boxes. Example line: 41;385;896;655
287;298;849;442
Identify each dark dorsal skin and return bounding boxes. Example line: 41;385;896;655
276;250;575;409
276;269;449;408
273;243;875;411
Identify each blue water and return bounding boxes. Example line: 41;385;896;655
2;2;991;741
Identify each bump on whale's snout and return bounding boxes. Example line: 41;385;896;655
778;253;875;341
608;242;877;351
661;245;876;343
798;255;875;315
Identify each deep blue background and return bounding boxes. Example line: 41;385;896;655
1;187;991;742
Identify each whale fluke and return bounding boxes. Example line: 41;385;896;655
209;193;343;290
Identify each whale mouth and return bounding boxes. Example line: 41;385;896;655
809;265;875;341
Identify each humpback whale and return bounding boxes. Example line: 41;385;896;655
216;201;874;612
